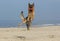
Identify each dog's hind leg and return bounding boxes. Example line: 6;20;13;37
26;21;31;30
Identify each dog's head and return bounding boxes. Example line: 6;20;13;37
28;3;34;12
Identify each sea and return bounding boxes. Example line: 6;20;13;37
0;20;60;27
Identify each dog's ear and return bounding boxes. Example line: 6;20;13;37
32;3;34;6
28;3;30;6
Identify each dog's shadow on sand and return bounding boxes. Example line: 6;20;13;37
17;36;26;39
15;35;26;41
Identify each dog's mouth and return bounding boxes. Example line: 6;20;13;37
29;10;32;12
29;8;32;10
29;8;33;12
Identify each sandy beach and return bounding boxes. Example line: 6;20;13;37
0;26;60;41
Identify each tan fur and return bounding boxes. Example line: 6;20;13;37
20;3;34;23
28;3;34;21
20;3;34;30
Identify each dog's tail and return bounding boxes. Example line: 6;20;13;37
20;11;26;23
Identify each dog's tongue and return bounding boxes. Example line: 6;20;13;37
29;8;32;10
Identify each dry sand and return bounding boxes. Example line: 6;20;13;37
0;26;60;41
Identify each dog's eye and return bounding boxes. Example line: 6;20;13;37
29;5;33;8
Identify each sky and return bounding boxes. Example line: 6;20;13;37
0;0;60;26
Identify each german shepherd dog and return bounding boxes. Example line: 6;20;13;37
20;3;34;30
